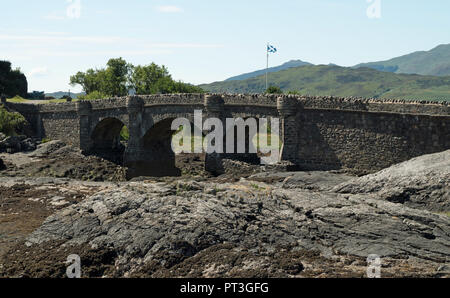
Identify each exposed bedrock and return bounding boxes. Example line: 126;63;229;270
20;178;449;277
0;148;448;278
334;150;450;212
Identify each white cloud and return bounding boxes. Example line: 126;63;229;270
0;34;122;44
156;5;183;13
0;34;223;49
27;67;49;78
0;33;224;62
40;31;69;36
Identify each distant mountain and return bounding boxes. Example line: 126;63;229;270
200;64;450;101
354;44;450;76
45;91;85;99
225;60;313;81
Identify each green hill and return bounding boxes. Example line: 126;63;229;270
354;44;450;76
200;65;450;101
45;91;85;99
226;59;312;81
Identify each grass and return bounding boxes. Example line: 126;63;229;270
6;96;80;104
6;96;28;103
48;98;80;103
436;212;450;218
250;183;264;191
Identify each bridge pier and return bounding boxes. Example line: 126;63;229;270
77;101;93;152
124;96;181;178
123;96;150;178
204;94;226;175
277;96;300;165
124;96;143;161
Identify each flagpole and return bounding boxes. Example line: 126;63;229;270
266;43;269;91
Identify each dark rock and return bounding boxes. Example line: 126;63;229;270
333;150;450;212
0;136;23;153
23;178;449;277
0;135;37;153
28;140;66;157
205;152;225;176
22;138;36;152
249;171;354;191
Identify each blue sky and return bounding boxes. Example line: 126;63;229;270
1;0;449;93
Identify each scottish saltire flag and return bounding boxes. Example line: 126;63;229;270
267;44;277;53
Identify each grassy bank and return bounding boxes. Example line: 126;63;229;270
6;96;79;104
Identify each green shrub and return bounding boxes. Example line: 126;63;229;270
78;91;109;101
265;86;283;94
287;90;302;95
0;105;27;136
120;126;129;141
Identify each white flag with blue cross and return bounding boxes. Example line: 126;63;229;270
267;44;277;54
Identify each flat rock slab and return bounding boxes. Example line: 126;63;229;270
249;171;354;191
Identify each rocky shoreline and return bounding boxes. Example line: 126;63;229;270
0;142;448;278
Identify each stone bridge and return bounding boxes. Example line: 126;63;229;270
6;94;450;177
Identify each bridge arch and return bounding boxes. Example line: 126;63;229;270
127;117;205;178
222;117;262;164
90;117;127;163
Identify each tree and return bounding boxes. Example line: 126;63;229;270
170;80;204;94
130;63;204;94
130;63;171;94
77;91;108;100
70;58;204;97
70;58;132;97
265;86;283;94
27;91;45;99
0;61;28;98
104;58;132;96
70;69;103;95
